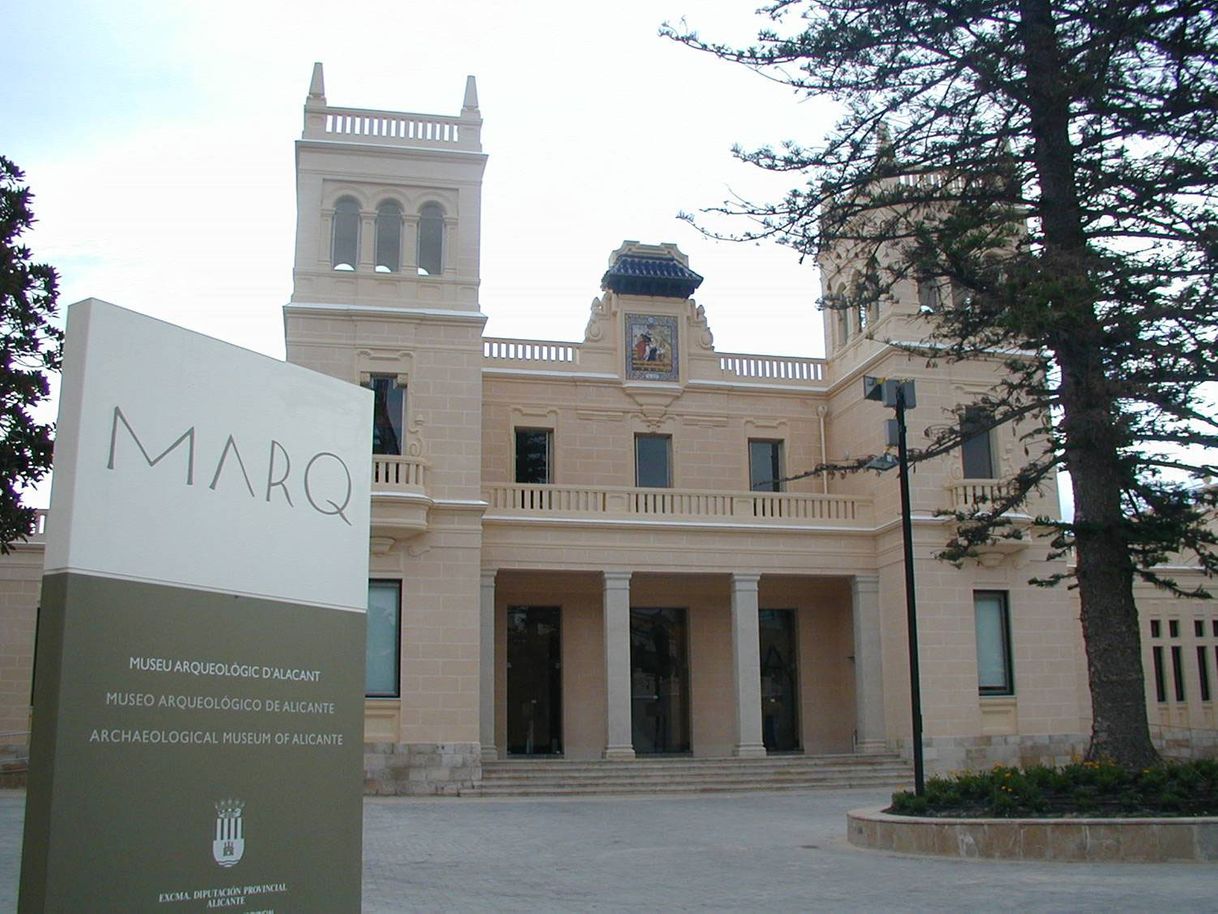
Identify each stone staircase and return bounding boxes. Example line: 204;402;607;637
467;753;911;797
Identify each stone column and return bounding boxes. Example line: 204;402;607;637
479;570;497;761
403;216;419;273
602;571;635;760
358;212;376;272
852;574;887;753
731;573;767;758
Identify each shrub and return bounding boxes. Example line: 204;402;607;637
887;759;1218;818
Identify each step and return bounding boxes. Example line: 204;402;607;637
466;753;912;797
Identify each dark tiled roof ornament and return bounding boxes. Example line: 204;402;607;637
601;241;704;299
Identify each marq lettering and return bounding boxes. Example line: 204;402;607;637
106;406;353;523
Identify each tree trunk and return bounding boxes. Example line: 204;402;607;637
1019;0;1158;768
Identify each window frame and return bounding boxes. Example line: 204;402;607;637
365;374;405;457
366;579;402;699
748;438;784;493
331;196;361;271
374;200;403;273
960;406;997;479
514;427;553;484
417;202;445;276
974;590;1014;696
916;275;941;313
635;433;672;488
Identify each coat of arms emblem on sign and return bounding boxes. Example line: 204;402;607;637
212;798;246;868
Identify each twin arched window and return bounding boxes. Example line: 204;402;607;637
330;199;445;275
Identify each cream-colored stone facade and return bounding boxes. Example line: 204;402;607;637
0;67;1213;792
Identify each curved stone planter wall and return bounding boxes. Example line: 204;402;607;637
848;807;1218;862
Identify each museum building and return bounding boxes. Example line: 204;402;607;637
2;65;1215;793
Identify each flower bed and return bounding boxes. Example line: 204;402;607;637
889;759;1218;818
848;760;1218;862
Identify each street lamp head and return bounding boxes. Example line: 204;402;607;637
863;376;917;410
864;452;899;472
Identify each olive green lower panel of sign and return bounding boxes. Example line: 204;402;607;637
20;572;365;914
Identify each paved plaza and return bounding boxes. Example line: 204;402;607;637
3;786;1215;912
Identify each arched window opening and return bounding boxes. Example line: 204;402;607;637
331;197;360;271
417;203;445;276
917;276;941;313
375;201;403;273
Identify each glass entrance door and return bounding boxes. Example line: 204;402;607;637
759;609;800;751
630;607;690;754
506;606;562;755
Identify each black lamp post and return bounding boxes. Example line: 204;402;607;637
864;376;925;796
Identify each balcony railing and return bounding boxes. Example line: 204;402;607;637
717;353;826;384
484;484;872;527
372;456;427;493
946;479;1008;511
483;338;579;367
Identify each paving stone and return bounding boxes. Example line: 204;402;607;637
3;788;1217;913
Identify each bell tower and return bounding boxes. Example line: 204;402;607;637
283;64;490;789
289;62;486;311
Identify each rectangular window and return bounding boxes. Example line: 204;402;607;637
749;439;783;492
366;580;401;698
635;434;672;488
514;428;553;484
1152;646;1166;702
1172;645;1186;702
366;375;405;456
974;591;1013;695
960;406;996;479
1197;645;1211;702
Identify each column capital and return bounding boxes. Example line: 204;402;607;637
603;570;632;590
852;573;880;595
480;569;497;588
731;572;762;590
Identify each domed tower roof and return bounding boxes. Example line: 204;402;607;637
601;242;704;299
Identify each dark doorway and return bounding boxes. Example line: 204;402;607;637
506;606;562;755
630;607;690;754
760;609;801;751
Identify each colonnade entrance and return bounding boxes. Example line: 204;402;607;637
481;571;883;761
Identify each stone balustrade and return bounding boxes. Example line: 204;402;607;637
717;352;826;384
484;484;872;527
305;105;481;152
946;479;1006;511
372;455;427;492
482;338;579;367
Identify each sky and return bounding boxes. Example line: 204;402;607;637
6;0;839;365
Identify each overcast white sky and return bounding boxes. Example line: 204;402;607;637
6;0;836;363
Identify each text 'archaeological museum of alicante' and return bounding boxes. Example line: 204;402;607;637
2;65;1215;794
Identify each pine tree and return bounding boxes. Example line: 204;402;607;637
665;1;1218;768
0;157;62;553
